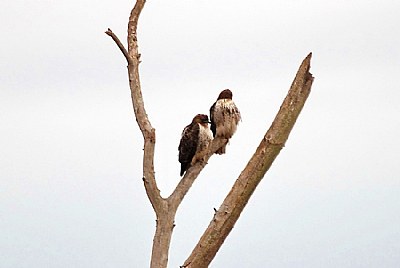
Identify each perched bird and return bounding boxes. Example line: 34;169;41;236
209;89;241;154
178;114;213;176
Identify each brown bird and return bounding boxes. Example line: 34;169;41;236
209;89;241;154
178;114;213;176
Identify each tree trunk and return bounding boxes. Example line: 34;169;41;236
150;202;176;268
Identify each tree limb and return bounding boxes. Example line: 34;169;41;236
105;28;132;64
168;137;228;210
106;1;162;213
128;0;146;58
182;53;314;268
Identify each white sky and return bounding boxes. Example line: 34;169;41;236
1;0;400;267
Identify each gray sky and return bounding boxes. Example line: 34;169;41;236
1;0;400;267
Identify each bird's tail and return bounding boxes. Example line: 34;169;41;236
180;163;189;176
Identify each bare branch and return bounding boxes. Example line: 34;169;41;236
108;1;314;267
128;0;146;58
105;28;132;64
168;137;227;209
182;53;314;268
107;1;161;213
112;2;173;267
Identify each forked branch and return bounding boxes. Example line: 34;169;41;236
106;1;229;267
107;0;314;267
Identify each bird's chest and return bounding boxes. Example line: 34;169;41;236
197;126;213;151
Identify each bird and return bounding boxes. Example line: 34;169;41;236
209;89;241;154
178;114;213;176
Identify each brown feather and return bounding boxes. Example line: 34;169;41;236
178;114;213;176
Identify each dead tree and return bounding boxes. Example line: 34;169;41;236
106;1;314;267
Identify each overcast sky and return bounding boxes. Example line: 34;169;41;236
1;0;400;267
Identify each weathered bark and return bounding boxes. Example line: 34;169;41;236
182;53;314;268
107;1;314;267
106;2;232;267
150;203;175;268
